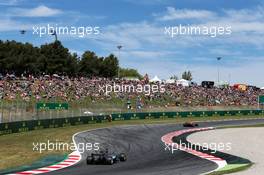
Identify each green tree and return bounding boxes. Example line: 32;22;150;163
182;71;192;81
170;75;178;80
40;41;77;75
0;40;43;75
79;51;101;77
119;68;142;79
0;40;122;78
101;54;119;77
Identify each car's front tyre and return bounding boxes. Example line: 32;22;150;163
119;153;127;161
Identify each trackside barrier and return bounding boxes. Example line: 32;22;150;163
0;115;108;136
111;109;264;120
0;110;263;136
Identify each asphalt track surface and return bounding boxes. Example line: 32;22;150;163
46;118;264;175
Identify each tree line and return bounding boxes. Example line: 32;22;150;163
170;70;193;81
0;40;141;78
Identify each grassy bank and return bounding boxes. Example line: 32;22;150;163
209;163;253;175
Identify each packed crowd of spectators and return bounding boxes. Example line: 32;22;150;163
0;74;263;107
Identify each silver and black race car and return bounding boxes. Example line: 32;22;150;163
86;149;127;165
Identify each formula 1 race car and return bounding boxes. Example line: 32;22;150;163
183;122;199;127
86;149;127;165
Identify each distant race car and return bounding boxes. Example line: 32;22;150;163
183;122;199;127
86;149;127;165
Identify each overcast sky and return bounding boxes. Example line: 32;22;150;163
0;0;263;87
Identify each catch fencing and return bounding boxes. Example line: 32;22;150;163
0;109;264;136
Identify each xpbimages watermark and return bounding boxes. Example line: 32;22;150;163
98;83;166;95
32;140;100;153
164;141;232;154
32;24;100;38
164;24;232;38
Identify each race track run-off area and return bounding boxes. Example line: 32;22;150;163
12;119;264;175
188;127;264;175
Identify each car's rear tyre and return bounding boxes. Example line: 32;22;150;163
86;156;93;164
107;158;114;165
